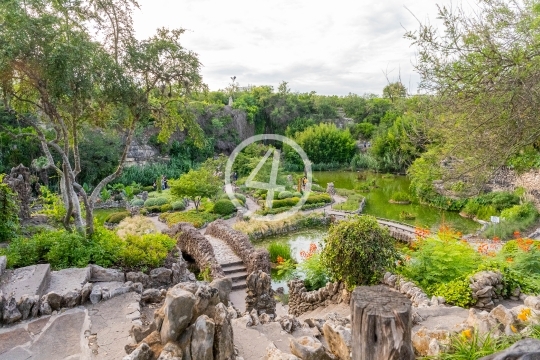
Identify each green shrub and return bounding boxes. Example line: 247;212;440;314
142;186;154;192
131;199;144;207
433;277;475;308
160;210;219;228
171;201;186;211
89;226;123;267
293;192;302;197
267;242;292;263
476;205;497;221
160;204;172;213
389;191;411;203
144;197;169;207
106;211;130;224
299;253;330;291
0;177;19;242
220;193;246;203
278;191;294;199
311;183;325;192
321;215;399;288
146;206;162;214
120;233;176;268
213;199;236;216
398;235;481;291
501;202;537;221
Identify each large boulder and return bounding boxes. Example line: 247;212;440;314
322;322;351;360
290;336;335;360
479;338;540;360
150;268;172;287
157;342;183;360
90;264;125;282
411;326;451;357
210;277;233;304
190;315;215;360
122;342;153;360
264;343;299;360
213;303;234;360
17;294;37;320
3;296;22;324
160;287;196;343
43;291;62;310
193;284;220;320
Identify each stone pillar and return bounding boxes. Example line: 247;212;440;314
3;164;32;220
245;270;276;316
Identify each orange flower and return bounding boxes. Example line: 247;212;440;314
517;308;531;322
513;231;521;239
276;256;284;264
510;325;518;333
506;257;514;263
461;329;472;339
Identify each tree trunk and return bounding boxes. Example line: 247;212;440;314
59;172;84;233
350;285;414;360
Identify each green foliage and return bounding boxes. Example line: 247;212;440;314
170;168;221;211
350;153;377;170
120;233;176;269
171;200;186;211
389;191;411;203
507;146;540;173
131;199;145;207
0;176;19;242
278;191;294;199
267;242;292;263
160;204;172;212
106;211;130;224
212;199;236;216
38;186;66;223
144;197;169;207
275;259;296;276
349;122;376;140
433;277;475;308
398;235;481;291
332;191;364;211
100;188;111;202
160;210;219;228
436;329;522;360
484;202;538;240
286;123;356;166
197;266;213;282
115;162;189;187
299;253;330;291
321;215;399;288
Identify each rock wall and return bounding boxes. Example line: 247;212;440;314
287;280;350;317
3;164;32;220
245;270;276;316
206;219;270;274
469;271;506;309
166;222;225;279
488;167;540;208
382;272;431;307
93;199;128;210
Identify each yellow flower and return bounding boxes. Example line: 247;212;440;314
461;329;472;339
510;325;517;333
517;308;531;322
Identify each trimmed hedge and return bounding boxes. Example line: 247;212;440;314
271;193;332;209
171;201;186;211
278;191;294;199
106;211;130;224
144;197;169;207
131;199;144;207
213;199;236;216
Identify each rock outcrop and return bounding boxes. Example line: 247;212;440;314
246;270;276;316
3;164;32;220
288;280;350;317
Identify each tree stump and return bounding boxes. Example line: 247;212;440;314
351;285;414;360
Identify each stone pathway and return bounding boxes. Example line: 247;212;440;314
146;215;169;233
204;235;242;264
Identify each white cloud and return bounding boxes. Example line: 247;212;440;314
132;0;446;95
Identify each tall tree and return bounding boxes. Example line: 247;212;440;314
0;0;204;235
406;0;540;188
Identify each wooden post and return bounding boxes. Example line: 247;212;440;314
351;285;415;360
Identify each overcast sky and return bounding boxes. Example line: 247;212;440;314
133;0;448;96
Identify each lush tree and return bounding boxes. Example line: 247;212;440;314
170;168;221;212
406;0;540;187
321;215;399;288
382;82;407;102
0;175;19;242
286;123;356;165
0;0;204;235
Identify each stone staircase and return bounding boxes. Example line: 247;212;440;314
222;261;248;291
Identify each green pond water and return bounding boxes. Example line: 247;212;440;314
313;171;479;234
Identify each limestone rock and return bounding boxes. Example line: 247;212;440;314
127;272;151;288
150;268;172;287
131;323;156;343
210;277;233;304
39;299;52;316
4;296;22;323
123;342;153;360
142;289;163;304
177;324;194;360
157;342;183;360
250;309;261;326
279;315;301;334
246;270;276;316
467;308;500;335
141;330;163;358
193;284;220;320
90;285;102;304
90;264;125;282
131;282;144;294
260;313;271;324
17;294;36;320
190;315;215;360
322;322;351;360
43;291;62;310
174;282;199;295
524;296;540;311
160;287;196;343
264;343;299;360
290;336;335;360
30;295;39;318
412;326;451;356
214;303;234;360
478;338;540;359
489;305;515;327
62;290;81;308
81;282;93;303
0;256;6;276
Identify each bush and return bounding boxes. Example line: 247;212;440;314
267;242;292;263
433;277;475;308
142;186;154;192
160;204;172;213
213;199;236;216
321;215;399;288
0;177;19;242
145;206;162;214
299;253;330;291
116;215;157;238
350;153;377;170
131;199;144;207
293;191;302;197
160;210;219;228
144;197;169;207
220;193;246;203
278;191;294;199
171;201;186;211
120;233;176;268
106;211;130;224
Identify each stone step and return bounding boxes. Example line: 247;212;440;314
232;283;247;291
221;261;244;268
223;265;247;275
226;271;248;282
0;264;51;300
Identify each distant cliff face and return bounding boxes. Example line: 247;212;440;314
125;105;254;166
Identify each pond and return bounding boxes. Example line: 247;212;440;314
313;171;479;234
254;228;328;293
